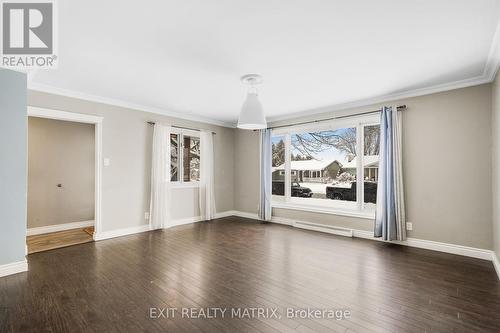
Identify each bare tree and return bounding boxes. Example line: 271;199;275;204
291;126;380;159
363;125;380;156
272;140;285;167
291;129;357;157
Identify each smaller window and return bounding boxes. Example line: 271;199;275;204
169;131;200;184
170;133;179;181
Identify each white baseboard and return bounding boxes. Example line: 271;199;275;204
94;216;206;241
492;252;500;280
169;216;203;227
214;210;238;219
0;260;28;278
272;215;497;264
27;220;94;236
233;211;260;220
215;210;261;220
94;224;151;241
404;238;494;261
353;229;493;261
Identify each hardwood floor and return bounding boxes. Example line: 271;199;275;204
26;227;94;254
2;216;500;332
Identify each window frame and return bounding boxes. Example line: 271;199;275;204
170;128;201;188
271;114;380;219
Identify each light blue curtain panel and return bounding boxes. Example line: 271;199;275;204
374;106;406;241
259;129;272;221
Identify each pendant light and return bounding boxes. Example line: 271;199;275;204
237;74;267;130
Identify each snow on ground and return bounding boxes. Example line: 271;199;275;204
299;182;351;195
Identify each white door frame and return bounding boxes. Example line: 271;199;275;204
27;106;103;239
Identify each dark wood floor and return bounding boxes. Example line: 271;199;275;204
1;217;500;332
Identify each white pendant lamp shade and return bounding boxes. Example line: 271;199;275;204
237;74;267;130
237;92;267;129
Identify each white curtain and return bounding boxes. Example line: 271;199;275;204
150;124;171;229
374;106;406;241
259;129;272;221
199;130;216;220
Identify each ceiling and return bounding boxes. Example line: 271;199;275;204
29;0;500;127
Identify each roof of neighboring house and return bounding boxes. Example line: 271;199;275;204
343;155;379;169
273;159;341;172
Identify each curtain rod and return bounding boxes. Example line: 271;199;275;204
264;105;407;131
147;122;216;135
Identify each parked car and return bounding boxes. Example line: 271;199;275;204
326;181;377;203
272;181;313;197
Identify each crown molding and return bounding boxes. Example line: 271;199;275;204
266;74;492;123
28;82;236;128
484;20;500;82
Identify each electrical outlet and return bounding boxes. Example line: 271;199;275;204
144;212;150;220
406;222;413;231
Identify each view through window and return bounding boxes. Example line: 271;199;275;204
169;131;200;183
271;135;285;202
363;125;380;211
183;135;200;182
271;119;380;214
170;133;179;181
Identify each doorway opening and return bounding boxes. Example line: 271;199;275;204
26;107;102;254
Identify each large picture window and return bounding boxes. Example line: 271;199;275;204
271;115;380;217
170;130;200;184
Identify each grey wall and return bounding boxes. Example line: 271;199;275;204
29;91;235;232
234;84;493;249
493;72;500;261
28;117;95;228
0;69;27;265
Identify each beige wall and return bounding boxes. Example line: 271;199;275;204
493;73;500;260
235;84;493;249
234;130;260;213
28;91;235;232
28;117;95;228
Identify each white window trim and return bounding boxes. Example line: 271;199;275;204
170;128;200;188
271;114;379;218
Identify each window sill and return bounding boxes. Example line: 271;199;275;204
170;182;200;189
271;202;375;220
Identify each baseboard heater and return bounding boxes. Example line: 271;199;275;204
293;221;353;237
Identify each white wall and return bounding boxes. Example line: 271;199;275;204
28;117;95;228
234;84;493;249
28;90;235;232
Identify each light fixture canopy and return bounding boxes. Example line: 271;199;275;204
237;74;267;130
